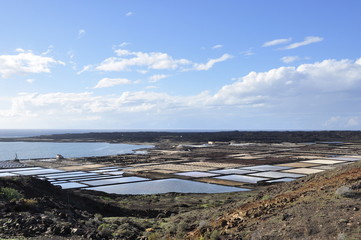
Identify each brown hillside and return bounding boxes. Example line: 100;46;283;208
188;162;361;240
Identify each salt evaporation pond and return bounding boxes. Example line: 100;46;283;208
85;178;250;194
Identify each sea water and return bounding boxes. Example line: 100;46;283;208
0;129;153;161
0;129;125;138
0;141;153;161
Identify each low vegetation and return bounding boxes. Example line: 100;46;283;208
0;187;23;201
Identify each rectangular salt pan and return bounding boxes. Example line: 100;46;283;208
249;171;305;178
90;169;120;173
327;157;361;161
214;175;268;183
45;173;99;180
13;169;64;176
266;178;295;183
53;182;88;189
240;165;292;171
98;166;120;170
0;167;43;173
107;171;124;175
301;159;346;165
0;172;18;177
51;181;68;184
311;165;336;170
57;175;116;182
282;168;324;175
174;171;219;178
209;169;256;175
81;177;149;186
85;178;250;194
276;162;320;168
39;171;93;178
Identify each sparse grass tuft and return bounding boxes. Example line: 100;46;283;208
0;187;23;201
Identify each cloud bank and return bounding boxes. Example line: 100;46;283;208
282;36;323;50
2;58;360;129
94;78;132;88
80;49;232;74
262;38;292;47
0;51;64;78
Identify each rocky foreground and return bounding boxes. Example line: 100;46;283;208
0;161;360;239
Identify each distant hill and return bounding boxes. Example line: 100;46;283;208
4;130;361;143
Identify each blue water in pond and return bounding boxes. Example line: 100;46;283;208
86;178;249;194
0;141;153;161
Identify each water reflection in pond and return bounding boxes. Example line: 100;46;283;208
85;178;250;194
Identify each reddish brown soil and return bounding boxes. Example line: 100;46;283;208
188;162;361;240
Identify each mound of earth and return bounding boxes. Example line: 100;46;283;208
0;177;166;239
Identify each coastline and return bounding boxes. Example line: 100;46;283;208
1;130;361;144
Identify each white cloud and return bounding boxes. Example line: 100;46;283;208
212;44;223;49
240;49;254;56
77;65;92;75
282;36;323;50
81;49;232;74
26;78;35;84
149;74;169;83
192;54;232;71
262;38;292;47
347;117;359;127
94;78;132;88
2;57;361;129
15;48;26;53
281;56;299;63
95;49;192;71
0;50;64;78
67;50;75;60
214;58;361;105
0;90;206;120
125;12;134;17
41;45;54;55
117;42;129;48
78;29;86;39
145;85;158;89
324;116;342;126
7;57;358;116
324;116;360;128
0;92;97;118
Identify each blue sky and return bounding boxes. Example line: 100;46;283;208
0;0;361;130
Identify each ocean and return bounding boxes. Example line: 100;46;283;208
0;129;153;161
0;129;114;138
0;129;225;138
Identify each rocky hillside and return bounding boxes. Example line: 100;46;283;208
188;161;361;240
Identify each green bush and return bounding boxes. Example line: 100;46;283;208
0;187;23;201
209;230;220;240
